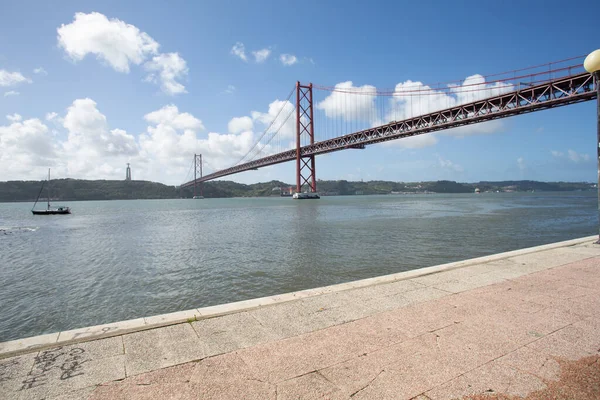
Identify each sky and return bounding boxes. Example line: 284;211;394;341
0;0;599;185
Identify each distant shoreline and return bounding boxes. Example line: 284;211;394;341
1;190;597;205
0;178;594;203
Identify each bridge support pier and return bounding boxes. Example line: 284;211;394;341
193;154;204;199
294;82;320;199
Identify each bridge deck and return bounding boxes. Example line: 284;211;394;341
182;72;596;187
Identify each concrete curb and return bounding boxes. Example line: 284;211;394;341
0;235;596;359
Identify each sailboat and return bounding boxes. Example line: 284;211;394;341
31;169;71;215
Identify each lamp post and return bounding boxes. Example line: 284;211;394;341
584;49;600;243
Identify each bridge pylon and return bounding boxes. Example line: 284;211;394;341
193;153;204;199
295;82;319;199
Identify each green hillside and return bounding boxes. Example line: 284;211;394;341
0;178;594;202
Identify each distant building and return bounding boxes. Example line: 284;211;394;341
280;187;294;197
126;163;131;181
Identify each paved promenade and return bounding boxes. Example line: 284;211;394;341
1;236;599;399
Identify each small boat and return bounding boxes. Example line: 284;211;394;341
32;169;71;215
32;206;71;215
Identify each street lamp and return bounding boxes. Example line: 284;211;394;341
584;49;600;243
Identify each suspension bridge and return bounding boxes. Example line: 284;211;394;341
181;55;598;198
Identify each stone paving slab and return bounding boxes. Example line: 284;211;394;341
0;353;37;398
191;311;281;357
123;323;204;376
425;359;547;400
277;371;345;400
507;246;594;272
248;300;341;338
2;343;126;400
1;236;600;399
496;345;561;382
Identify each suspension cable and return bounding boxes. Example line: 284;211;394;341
313;56;586;95
233;85;296;167
244;105;295;163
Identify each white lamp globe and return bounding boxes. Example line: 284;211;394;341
584;49;600;73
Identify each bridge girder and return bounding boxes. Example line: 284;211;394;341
181;72;595;188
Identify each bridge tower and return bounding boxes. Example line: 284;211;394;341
295;82;319;199
194;154;204;199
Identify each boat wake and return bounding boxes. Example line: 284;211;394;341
0;226;39;234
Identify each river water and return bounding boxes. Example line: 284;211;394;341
0;192;596;341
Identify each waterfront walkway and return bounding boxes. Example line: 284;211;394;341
1;236;600;399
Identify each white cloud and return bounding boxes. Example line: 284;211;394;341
138;99;297;178
45;112;58;121
52;98;137;180
318;73;513;149
438;155;463;172
551;149;590;163
2;101;191;181
139;105;257;179
0;118;58;180
449;74;510;104
0;70;31;87
517;157;526;171
33;67;48;75
568;149;590;163
144;52;188;95
387;75;512;137
0;96;297;183
228;116;253;134
317;81;377;122
231;43;273;64
57;12;188;94
224;85;236;94
4;90;20;97
6;113;22;122
231;42;248;62
252;48;271;63
280;54;298;66
62;98;138;158
57;12;159;73
198;131;256;166
250;99;296;139
144;105;204;131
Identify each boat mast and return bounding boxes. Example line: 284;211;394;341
32;180;45;211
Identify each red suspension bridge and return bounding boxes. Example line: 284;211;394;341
181;55;598;197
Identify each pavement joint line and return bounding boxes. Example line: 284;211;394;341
426;345;512;394
421;317;562;396
188;321;202;340
0;235;597;361
350;368;385;397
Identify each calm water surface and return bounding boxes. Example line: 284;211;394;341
0;192;596;341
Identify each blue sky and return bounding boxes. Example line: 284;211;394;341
0;0;598;185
